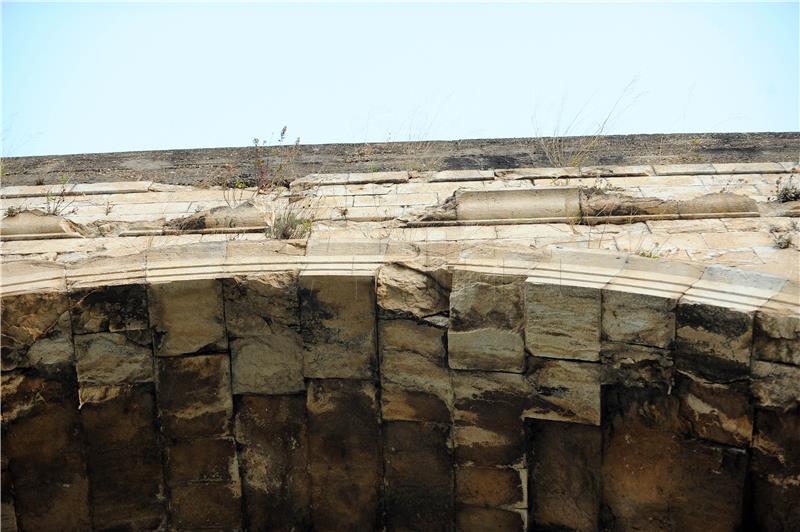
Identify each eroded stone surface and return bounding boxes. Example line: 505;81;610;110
754;311;800;366
751;361;800;410
455;466;526;509
377;262;449;318
602;289;676;348
74;330;153;393
525;358;601;426
600;341;673;389
1;292;72;371
69;283;148;334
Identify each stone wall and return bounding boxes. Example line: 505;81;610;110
1;263;797;531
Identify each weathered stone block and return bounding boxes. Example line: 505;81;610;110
234;395;310;531
2;374;91;531
300;274;377;379
602;386;748;531
529;420;601;532
379;319;451;423
452;371;528;467
80;385;166;530
148;279;227;356
230;335;305;395
456;506;526;532
1;292;73;371
602;289;676;348
74;330;153;397
307;379;381;529
167;437;238;483
526;282;601;362
449;271;525;372
156;354;233;438
1;457;17;532
223;272;300;337
170;482;242;530
675;301;753;381
377;263;449;319
675;371;753;447
69;283;148;334
384;421;454;531
754;311;800;366
751;360;800;410
525;358;601;426
455;466;526;509
600;341;673;389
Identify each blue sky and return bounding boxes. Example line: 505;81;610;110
2;2;798;157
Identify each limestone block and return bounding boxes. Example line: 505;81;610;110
602;387;748;532
675;301;753;382
234;395;311;531
525;282;601;362
749;409;800;531
1;374;91;531
449;270;525;372
376;263;449;319
675;371;753;447
754;312;800;366
79;385;166;530
456;506;526;532
300;273;377;379
166;437;238;483
74;331;153;392
452;371;529;466
169;482;242;530
751;361;800;411
383;421;454;531
379;319;451;423
222;272;299;337
529;420;601;532
600;341;673;389
602;289;676;348
307;380;381;529
69;283;148;334
1;292;73;371
230;336;304;395
148;279;227;356
156;354;233;438
525;358;601;426
455;466;526;509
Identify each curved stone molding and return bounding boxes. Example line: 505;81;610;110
0;210;84;241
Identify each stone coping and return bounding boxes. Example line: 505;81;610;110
3;243;796;319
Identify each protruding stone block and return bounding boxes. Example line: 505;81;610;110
754;311;800;366
148;279;227;356
1;292;73;371
529;420;601;532
751;361;800;410
384;421;454;531
526;282;601;362
74;331;153;402
602;289;676;348
156;354;233;438
600;341;673;389
300;274;377;379
377;263;449;319
234;395;311;531
69;283;148;334
525;358;601;426
379;319;451;423
449;270;525;372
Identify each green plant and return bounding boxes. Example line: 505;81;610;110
5;205;20;217
265;203;313;240
44;177;76;216
773;175;800;203
252;126;302;191
221;166;255;209
769;225;793;249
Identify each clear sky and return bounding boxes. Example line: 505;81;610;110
2;1;798;157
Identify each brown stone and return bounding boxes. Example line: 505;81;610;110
230;335;305;395
525;358;601;426
1;292;72;371
455;466;526;509
156;354;233;438
456;506;526;532
309;464;381;531
751;360;800;411
529;420;601;532
1;457;17;532
384;421;454;531
600;341;673;389
69;283;148;334
379;319;451;423
675;301;753;381
234;395;311;531
74;330;154;396
80;385;166;530
148;279;227;356
602;386;748;531
377;262;450;319
222;272;300;336
167;437;238;483
300;274;377;379
754;311;800;366
170;482;243;530
602;289;676;348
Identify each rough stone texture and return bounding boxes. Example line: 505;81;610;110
456;506;526;532
751;360;800;411
377;263;449;319
602;386;748;532
748;409;800;531
525;358;601;426
449;271;525;372
455;466;526;509
602;289;676;348
234;395;311;531
1;374;91;531
69;283;148;334
525;283;601;362
754;311;800;366
600;341;673;389
675;301;754;382
307;379;381;530
169;482;243;530
300;274;377;379
148;279;227;357
379;319;451;423
156;354;233;439
1;292;73;371
74;330;153;402
384;421;454;531
529;420;601;532
80;385;166;530
1;456;17;532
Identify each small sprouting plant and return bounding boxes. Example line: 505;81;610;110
637;248;661;259
773;175;800;203
221;165;257;209
44;177;76;216
265;204;312;240
5;206;20;217
769;225;794;249
252;126;301;191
